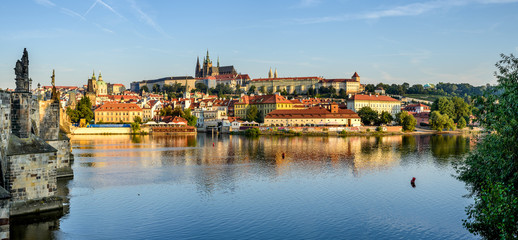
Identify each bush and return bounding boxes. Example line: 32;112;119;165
244;128;261;137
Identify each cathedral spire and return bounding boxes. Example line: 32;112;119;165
217;56;220;68
196;56;201;78
274;68;278;78
268;67;273;78
206;49;210;62
92;70;96;80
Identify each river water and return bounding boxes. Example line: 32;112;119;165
12;134;476;239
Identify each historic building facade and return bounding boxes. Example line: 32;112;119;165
265;104;361;127
346;94;401;116
94;103;143;123
234;94;294;120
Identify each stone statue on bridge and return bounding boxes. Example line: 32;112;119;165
14;48;31;92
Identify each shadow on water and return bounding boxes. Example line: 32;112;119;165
11;178;72;240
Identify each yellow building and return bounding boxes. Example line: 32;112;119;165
265;103;361;127
249;77;323;94
94;103;143;123
234;94;293;120
346;94;401;116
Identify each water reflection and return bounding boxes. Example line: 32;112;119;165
12;134;475;239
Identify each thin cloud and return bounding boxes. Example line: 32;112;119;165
60;8;86;21
129;0;171;38
84;0;126;20
34;0;55;7
293;0;518;24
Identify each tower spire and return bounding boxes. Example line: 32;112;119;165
217;56;220;68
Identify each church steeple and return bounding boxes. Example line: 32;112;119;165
196;56;201;78
206;49;210;63
268;67;273;78
274;68;278;78
217;56;220;68
92;70;96;80
98;71;102;81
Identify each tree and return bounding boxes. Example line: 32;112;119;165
436;97;455;118
133;116;142;124
130;116;141;134
246;105;259;122
377;111;394;125
67;96;93;124
339;89;347;98
457;117;467;129
457;54;518;238
364;84;376;93
259;86;266;94
429;111;455;131
248;85;256;94
307;87;315;96
152;84;161;93
357;107;378;125
171;106;184;117
140;85;149;93
182;109;197;127
160;106;173;116
195;83;208;93
452;96;471;122
399;111;417;131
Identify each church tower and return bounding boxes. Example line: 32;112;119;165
274;68;278;78
195;56;201;78
268;68;273;78
352;72;360;82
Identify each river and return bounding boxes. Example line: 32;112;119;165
12;134;476;239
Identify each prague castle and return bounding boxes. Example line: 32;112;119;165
195;50;237;78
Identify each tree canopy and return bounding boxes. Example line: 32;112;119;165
67;96;93;124
457;53;518;239
357;106;378;125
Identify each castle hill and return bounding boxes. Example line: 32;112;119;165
1;1;517;239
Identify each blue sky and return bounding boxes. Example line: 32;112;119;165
1;0;517;89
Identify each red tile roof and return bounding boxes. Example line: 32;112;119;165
350;94;399;102
251;77;323;82
266;107;360;119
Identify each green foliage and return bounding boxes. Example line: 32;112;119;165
463;182;518;239
244;127;261;137
133;116;142;124
195;83;208;93
375;126;383;132
130;121;140;133
457;53;518;238
377;111;394;125
246;105;259;122
357;106;378;125
248;85;256;94
171;106;184;117
259;86;266;94
182;109;197;127
399;111;417;131
140;85;149;93
67;96;93;124
152;84;161;93
457;117;467;129
429;111;455;131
